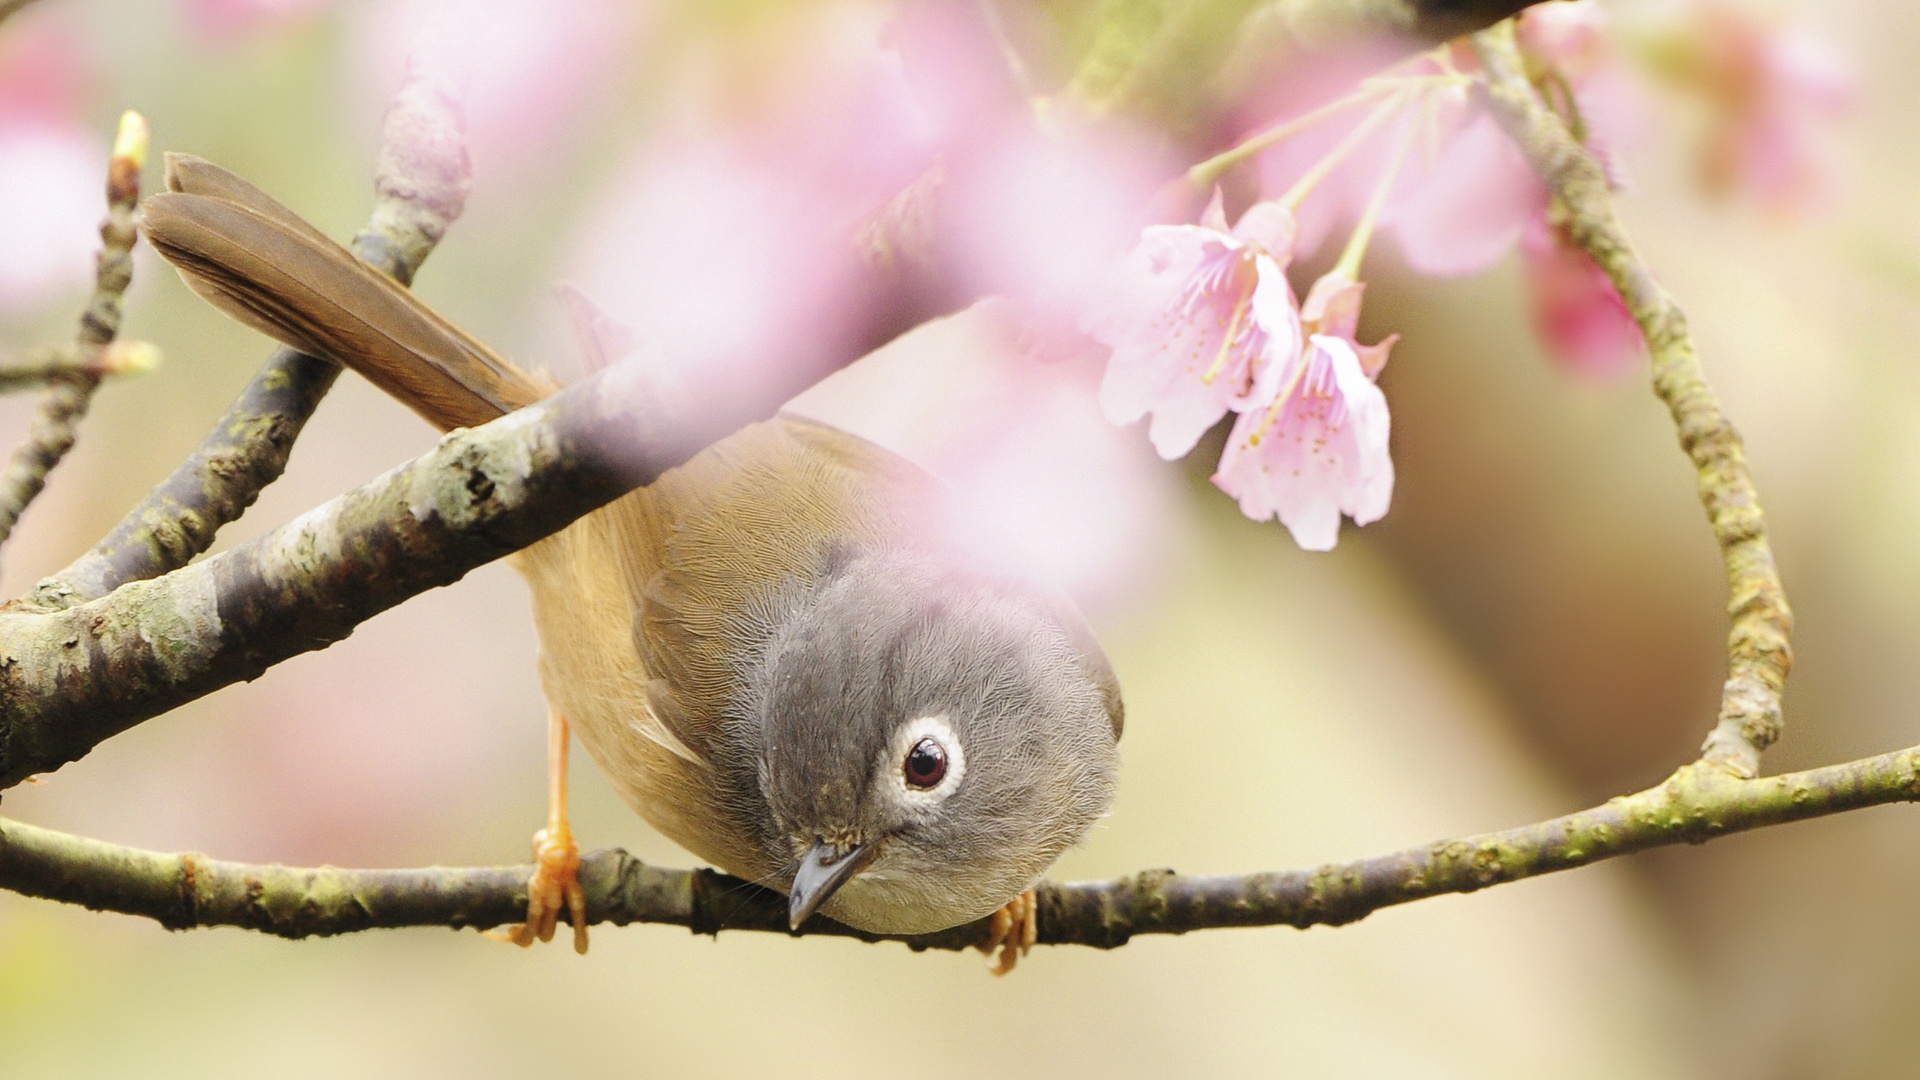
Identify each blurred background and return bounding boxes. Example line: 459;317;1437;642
0;0;1909;1075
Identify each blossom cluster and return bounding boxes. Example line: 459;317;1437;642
1087;191;1394;551
1086;0;1849;551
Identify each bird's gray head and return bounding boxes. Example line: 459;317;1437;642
734;547;1121;936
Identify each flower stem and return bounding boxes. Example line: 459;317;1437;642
1187;86;1390;189
1278;92;1408;214
1334;102;1422;281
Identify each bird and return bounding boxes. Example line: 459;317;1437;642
142;154;1123;972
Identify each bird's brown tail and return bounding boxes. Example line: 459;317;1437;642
144;153;548;432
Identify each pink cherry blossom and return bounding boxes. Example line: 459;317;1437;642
1520;214;1645;378
1299;268;1399;378
557;3;944;391
1387;105;1542;279
1211;334;1392;552
1236;42;1426;263
1210;268;1394;551
1388;2;1642;279
1087;193;1303;459
348;0;645;185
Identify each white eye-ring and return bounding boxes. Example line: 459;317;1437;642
886;715;966;808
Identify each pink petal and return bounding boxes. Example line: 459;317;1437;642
1354;334;1399;381
1389;112;1542;278
1300;270;1360;338
1091;223;1301;459
1521;215;1645;378
1145;380;1235;460
1198;185;1230;233
1238;253;1302;407
1211;336;1393;551
1088;226;1221;425
1230;200;1296;266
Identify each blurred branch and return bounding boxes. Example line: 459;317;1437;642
6;744;1918;947
0;341;158;392
1475;23;1794;779
0;113;147;552
25;79;474;611
1067;0;1539;124
0;0;42;26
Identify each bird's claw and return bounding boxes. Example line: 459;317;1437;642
978;889;1037;976
487;827;588;954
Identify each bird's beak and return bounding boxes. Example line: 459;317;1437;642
788;839;878;929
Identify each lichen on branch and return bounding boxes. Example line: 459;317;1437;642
27;76;475;611
6;742;1918;947
1474;22;1794;779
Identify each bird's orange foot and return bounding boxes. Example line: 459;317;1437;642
978;890;1038;976
488;827;588;954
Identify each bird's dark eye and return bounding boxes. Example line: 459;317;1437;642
904;737;948;789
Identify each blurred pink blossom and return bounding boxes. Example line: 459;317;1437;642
1649;1;1854;214
1520;214;1645;378
1086;193;1302;459
1389;2;1642;278
179;0;330;43
560;4;937;390
348;0;643;182
1240;43;1422;263
1385;102;1539;278
789;301;1177;611
944;111;1168;338
0;15;105;314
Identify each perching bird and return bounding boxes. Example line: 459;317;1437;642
143;154;1122;972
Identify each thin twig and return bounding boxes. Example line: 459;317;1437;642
0;113;147;551
25;76;473;611
0;322;867;789
0;342;158;393
1474;23;1793;778
6;744;1917;946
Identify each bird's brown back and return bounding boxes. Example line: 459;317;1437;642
143;155;945;756
143;156;1121;879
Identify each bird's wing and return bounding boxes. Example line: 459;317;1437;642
616;414;940;762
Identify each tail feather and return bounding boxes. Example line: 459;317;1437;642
145;153;548;432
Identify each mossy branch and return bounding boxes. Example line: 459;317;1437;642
0;8;1846;961
0;343;858;791
6;746;1917;947
26;77;474;611
1474;23;1794;779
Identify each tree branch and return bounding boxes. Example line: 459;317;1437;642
25;77;473;611
7;744;1917;947
0;5;1838;959
0;0;42;27
0;113;147;551
1474;23;1794;778
0;329;867;790
0;342;159;392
